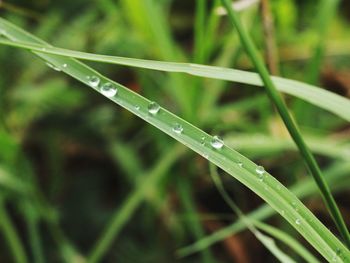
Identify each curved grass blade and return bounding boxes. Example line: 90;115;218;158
1;18;350;262
225;133;350;161
209;164;297;263
178;162;350;257
253;221;319;263
0;37;349;122
220;0;350;247
210;163;319;262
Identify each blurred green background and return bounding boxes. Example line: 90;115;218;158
0;0;350;262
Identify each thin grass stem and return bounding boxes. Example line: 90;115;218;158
220;0;350;248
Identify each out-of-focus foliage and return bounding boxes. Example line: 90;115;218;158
0;0;350;262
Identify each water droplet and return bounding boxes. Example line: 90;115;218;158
88;76;100;87
62;63;67;68
41;47;47;52
46;62;61;71
255;166;265;175
148;102;160;115
172;123;183;134
256;166;265;181
211;135;224;149
135;105;140;110
237;161;243;168
100;82;117;97
295;219;301;225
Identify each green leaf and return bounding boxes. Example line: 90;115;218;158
0;17;349;262
178;162;350;257
209;164;298;263
0;38;349;122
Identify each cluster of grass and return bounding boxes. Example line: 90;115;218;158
0;0;350;262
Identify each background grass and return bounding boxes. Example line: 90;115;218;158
1;0;350;262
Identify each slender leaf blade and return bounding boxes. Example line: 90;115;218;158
0;18;349;262
0;37;349;122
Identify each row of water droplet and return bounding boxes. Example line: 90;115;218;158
54;70;320;239
91;87;270;182
87;76;118;97
46;62;67;72
85;77;292;223
54;75;276;189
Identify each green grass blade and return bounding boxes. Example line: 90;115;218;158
210;163;318;262
23;203;44;263
220;0;350;247
0;38;349;122
178;177;215;263
178;162;350;257
194;0;207;63
225;133;350;161
0;197;28;263
253;221;319;263
89;144;185;263
209;164;296;263
1;18;350;262
306;0;340;84
0;166;32;194
119;0;196;120
253;231;296;263
109;141;144;183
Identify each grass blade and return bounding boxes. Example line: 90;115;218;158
0;38;349;122
306;0;340;84
210;163;319;262
1;18;349;262
0;197;28;263
23;203;44;263
220;0;350;247
178;162;350;257
225;133;350;161
209;164;297;263
89;144;185;263
177;177;215;263
253;221;319;263
194;0;207;63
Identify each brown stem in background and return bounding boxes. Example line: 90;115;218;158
260;0;279;75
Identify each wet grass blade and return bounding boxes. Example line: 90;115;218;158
0;18;349;262
220;0;350;247
209;164;297;263
178;163;350;257
0;38;349;122
253;221;319;263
